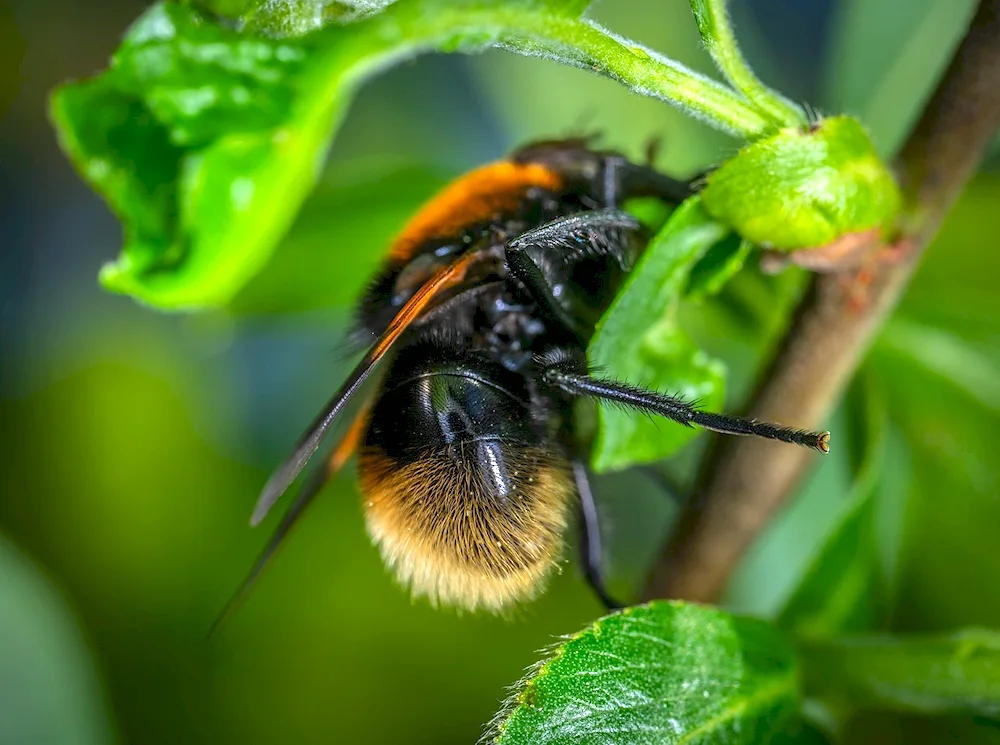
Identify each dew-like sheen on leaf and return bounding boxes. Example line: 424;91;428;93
490;601;799;745
50;0;597;309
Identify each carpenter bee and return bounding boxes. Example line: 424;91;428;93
218;139;829;623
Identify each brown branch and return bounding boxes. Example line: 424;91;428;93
643;0;1000;604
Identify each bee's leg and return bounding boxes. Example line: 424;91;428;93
505;244;587;345
572;459;624;612
506;209;643;342
546;365;831;454
603;154;695;206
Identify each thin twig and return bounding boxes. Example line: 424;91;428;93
643;0;1000;603
689;0;806;126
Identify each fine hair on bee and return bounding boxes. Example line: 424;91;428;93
212;138;830;632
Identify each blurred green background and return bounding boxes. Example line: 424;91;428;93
2;1;999;743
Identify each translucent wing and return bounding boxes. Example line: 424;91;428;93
208;404;371;637
249;249;485;526
211;249;486;635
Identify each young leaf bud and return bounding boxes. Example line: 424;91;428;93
700;116;900;252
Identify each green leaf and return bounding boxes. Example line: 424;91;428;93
862;176;1000;632
241;1;401;37
53;0;775;311
490;601;799;745
776;374;890;637
588;197;729;472
799;630;1000;718
684;235;753;299
700;116;900;251
51;3;323;309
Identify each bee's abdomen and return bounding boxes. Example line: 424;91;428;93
359;349;574;611
358;443;573;612
366;350;545;463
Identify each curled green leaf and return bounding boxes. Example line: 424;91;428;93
51;0;774;310
52;3;337;309
700;115;901;251
490;601;799;745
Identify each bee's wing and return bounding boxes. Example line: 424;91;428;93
210;250;486;636
209;404;370;637
249;249;484;526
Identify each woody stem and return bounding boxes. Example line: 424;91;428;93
642;0;1000;603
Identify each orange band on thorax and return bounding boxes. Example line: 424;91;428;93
388;161;563;262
